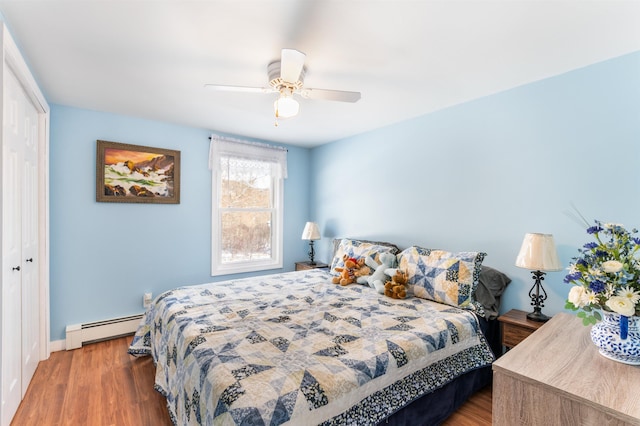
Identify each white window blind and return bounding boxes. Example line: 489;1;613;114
210;135;286;276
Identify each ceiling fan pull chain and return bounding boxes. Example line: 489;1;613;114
274;102;279;127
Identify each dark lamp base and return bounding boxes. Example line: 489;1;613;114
527;311;550;322
526;270;550;322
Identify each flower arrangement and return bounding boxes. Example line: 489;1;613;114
565;220;640;325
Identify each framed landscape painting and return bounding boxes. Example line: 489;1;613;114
96;140;180;204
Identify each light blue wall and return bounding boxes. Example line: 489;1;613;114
49;105;311;340
46;51;640;340
310;51;640;318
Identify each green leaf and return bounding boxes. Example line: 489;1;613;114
583;305;592;312
577;311;586;318
565;301;578;311
593;311;602;321
582;317;592;326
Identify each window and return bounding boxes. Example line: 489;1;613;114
210;136;286;276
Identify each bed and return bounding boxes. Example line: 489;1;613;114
129;239;510;425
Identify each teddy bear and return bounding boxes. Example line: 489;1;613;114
356;252;397;294
332;254;361;286
384;269;409;299
353;258;373;280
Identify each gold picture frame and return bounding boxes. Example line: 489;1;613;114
96;140;180;204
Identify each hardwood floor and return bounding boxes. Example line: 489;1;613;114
12;336;172;426
12;336;492;425
441;385;492;426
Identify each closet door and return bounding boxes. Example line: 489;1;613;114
1;64;39;425
0;24;49;426
20;71;40;394
1;64;24;426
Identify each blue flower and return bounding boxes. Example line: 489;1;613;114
587;225;603;234
595;250;608;258
589;280;606;293
566;219;640;322
564;272;581;283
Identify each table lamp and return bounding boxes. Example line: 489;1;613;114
301;222;321;265
515;233;562;322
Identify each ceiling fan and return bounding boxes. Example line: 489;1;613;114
205;48;361;126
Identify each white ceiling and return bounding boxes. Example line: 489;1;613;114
1;1;639;147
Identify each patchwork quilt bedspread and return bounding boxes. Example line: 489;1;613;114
129;269;494;426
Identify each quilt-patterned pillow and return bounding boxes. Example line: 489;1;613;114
398;246;486;315
330;238;399;276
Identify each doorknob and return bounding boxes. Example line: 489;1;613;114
26;258;33;262
12;266;20;271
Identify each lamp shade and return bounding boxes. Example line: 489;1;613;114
301;222;320;240
274;95;299;118
515;233;562;271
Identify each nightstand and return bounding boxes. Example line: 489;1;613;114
295;261;329;271
498;309;547;350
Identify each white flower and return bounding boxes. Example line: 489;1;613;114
588;267;604;277
604;284;617;299
605;296;636;316
617;286;640;305
584;290;598;305
602;260;624;273
568;286;587;308
566;218;640;324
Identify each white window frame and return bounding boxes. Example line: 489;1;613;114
210;136;285;276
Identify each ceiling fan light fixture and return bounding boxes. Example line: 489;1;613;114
206;48;361;127
274;94;299;118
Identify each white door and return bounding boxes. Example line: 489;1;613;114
20;70;40;395
2;64;24;426
1;64;39;425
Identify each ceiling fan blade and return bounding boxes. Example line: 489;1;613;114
280;48;306;83
299;88;361;103
205;84;274;94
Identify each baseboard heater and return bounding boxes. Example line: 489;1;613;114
65;314;143;350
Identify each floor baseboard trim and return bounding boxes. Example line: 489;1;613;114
50;339;65;352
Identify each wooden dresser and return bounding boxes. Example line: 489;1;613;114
492;313;640;425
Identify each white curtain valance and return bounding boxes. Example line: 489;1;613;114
208;134;288;179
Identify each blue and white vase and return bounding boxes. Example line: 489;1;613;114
590;311;640;365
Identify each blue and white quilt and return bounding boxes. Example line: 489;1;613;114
129;270;494;425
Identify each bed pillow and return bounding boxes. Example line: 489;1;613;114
330;238;400;276
398;245;486;315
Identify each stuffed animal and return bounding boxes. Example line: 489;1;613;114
353;258;372;280
384;269;409;299
357;252;397;294
332;254;361;286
